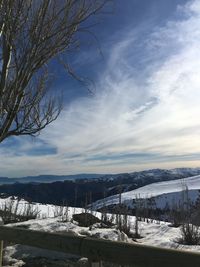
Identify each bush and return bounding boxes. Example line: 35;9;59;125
116;213;131;236
179;223;200;245
0;199;40;224
53;204;69;222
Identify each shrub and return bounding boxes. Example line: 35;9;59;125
53;204;69;222
179;223;200;245
116;213;131;236
0;199;40;224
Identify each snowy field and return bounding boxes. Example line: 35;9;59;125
93;175;200;209
0;196;199;266
3;213;200;267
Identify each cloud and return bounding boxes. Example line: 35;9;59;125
2;0;200;177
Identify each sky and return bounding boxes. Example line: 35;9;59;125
2;0;200;177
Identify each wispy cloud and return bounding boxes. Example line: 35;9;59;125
1;0;200;177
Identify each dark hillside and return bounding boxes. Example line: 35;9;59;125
0;168;200;206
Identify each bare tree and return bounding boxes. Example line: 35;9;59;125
0;0;110;143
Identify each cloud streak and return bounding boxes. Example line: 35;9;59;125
2;0;200;177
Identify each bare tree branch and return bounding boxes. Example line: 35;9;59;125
0;0;111;143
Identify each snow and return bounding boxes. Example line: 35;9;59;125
0;196;85;219
93;175;200;209
1;193;200;266
3;216;130;266
138;189;199;209
0;197;131;266
4;214;200;267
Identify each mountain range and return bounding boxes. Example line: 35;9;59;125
0;168;200;206
0;174;103;184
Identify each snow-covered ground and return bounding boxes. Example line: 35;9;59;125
3;213;200;267
1;198;130;267
1;195;200;266
93;175;200;209
4;217;129;267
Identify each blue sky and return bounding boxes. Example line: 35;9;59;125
2;0;200;177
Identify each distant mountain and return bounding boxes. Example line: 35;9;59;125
0;168;200;206
0;173;103;184
1;167;200;185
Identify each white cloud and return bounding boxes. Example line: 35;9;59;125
2;0;200;177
